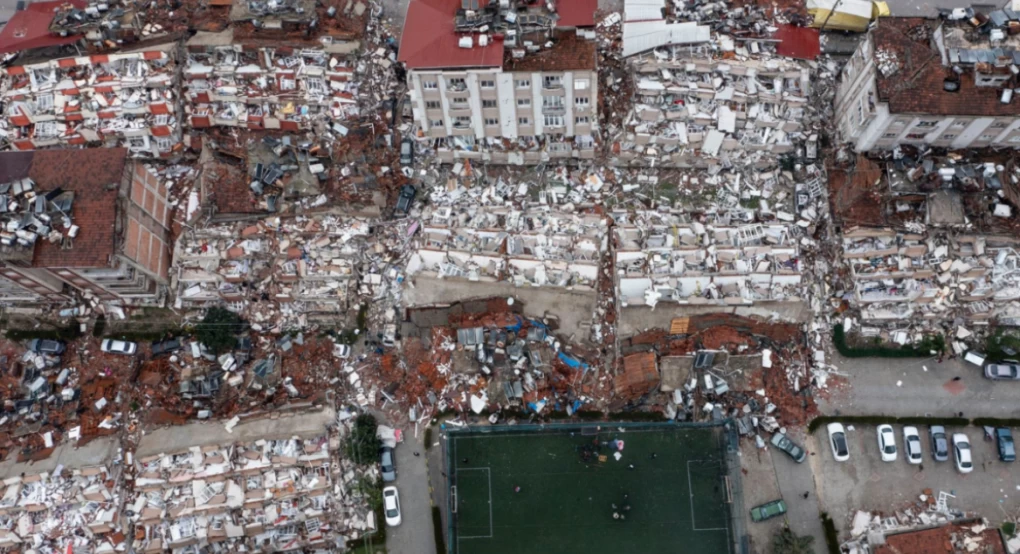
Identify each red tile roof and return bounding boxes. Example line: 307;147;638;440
774;24;820;60
615;351;659;399
503;30;596;72
874;18;1019;117
556;0;597;27
397;0;505;70
873;524;1005;554
0;149;127;269
0;0;85;55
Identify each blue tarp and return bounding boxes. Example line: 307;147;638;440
557;352;589;371
504;315;524;333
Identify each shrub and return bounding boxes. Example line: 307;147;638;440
424;426;433;450
432;506;447;554
1002;522;1016;538
821;512;840;554
195;307;245;354
92;315;107;337
345;414;382;465
832;325;942;358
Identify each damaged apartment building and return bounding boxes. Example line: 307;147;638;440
398;0;600;163
836;9;1020;152
128;408;372;554
614;0;816;168
0;149;173;307
407;205;607;288
832;152;1020;332
0;45;180;156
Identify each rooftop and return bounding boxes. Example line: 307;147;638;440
873;16;1020;116
398;0;505;69
0;0;84;55
0;149;127;269
874;523;1006;554
502;30;596;71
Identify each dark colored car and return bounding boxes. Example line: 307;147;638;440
395;184;417;215
929;425;949;462
399;138;414;166
770;432;806;463
380;446;397;482
750;499;787;522
151;337;182;357
26;339;65;355
998;428;1016;462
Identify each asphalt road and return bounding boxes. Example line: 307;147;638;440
386;431;437;554
771;430;827;551
819;353;1020;418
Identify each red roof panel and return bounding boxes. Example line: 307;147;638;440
556;0;597;27
0;0;85;55
773;24;820;60
398;0;504;70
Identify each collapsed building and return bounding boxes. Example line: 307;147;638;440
836;11;1020;152
399;0;600;163
0;46;179;156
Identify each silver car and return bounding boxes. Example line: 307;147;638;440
929;425;949;462
985;363;1020;380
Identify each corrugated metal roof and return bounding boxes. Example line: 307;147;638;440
457;327;485;346
622;20;710;57
397;0;505;70
773;24;820;60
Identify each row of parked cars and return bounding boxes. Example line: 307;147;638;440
28;338;140;356
826;423;1016;472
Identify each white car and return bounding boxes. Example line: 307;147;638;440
100;339;138;356
877;424;897;462
333;344;351;359
383;486;401;526
903;426;923;464
953;433;974;474
827;422;850;462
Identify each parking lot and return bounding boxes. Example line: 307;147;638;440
811;423;1020;533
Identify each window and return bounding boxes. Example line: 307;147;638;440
573;79;589;90
447;77;466;90
451;97;468;106
517;98;531;107
423;81;438;90
574;96;590;106
482;99;497;108
484;118;499;126
951;120;967;128
543;96;563;108
575;116;590;124
454;116;471;128
480;80;495;88
991;121;1009;129
518;117;531;125
941;134;956;140
882;133;898;138
516;79;530;89
979;134;994;141
430;119;444;128
543;75;562;88
544;115;564;126
905;133;926;140
425;101;441;109
915;121;937;128
155;136;173;151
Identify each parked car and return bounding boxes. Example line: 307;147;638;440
929;425;949;462
380;446;397;482
877;424;897;462
395;184;417;215
903;426;923;464
827;423;850;462
750;499;787;522
953;433;974;473
151;337;182;357
399;138;414;166
334;344;351;359
770;432;806;463
985;363;1020;380
383;486;401;526
100;339;138;356
997;428;1016;462
26;339;65;355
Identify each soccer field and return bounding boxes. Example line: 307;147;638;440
445;423;736;554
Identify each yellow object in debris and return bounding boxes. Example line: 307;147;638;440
281;102;296;115
807;0;878;32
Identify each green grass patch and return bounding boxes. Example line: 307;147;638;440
5;323;82;342
808;415;970;434
832;326;943;358
985;328;1020;362
820;512;840;554
432;506;447;554
1002;522;1016;538
971;418;1020;428
424;426;433;450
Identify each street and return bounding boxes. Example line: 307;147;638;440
386;431;438;554
819;353;1020;418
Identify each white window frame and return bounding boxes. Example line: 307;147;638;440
517;98;531;107
518;117;530;125
423;81;438;90
515;79;530;89
544;115;564;127
574;96;590;106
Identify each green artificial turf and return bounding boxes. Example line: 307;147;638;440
447;424;733;554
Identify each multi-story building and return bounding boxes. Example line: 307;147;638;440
0;148;172;306
398;0;599;163
836;12;1020;152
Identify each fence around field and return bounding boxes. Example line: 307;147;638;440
440;419;747;554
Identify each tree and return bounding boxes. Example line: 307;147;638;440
345;413;382;464
772;527;815;554
195;307;245;354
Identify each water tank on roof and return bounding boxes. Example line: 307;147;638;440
459;36;473;48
